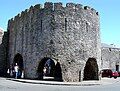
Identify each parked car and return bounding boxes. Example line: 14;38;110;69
112;69;119;79
118;72;120;77
101;69;119;79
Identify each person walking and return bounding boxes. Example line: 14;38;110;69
21;70;24;78
14;63;19;79
7;68;10;77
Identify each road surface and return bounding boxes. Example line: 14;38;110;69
0;77;119;91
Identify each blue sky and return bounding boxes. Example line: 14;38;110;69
0;0;120;47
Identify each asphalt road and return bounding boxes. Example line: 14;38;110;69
0;77;120;91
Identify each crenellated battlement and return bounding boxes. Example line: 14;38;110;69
11;4;41;22
40;3;97;14
34;4;42;9
7;18;14;29
20;10;27;17
66;3;76;9
84;6;98;15
43;2;98;15
84;6;91;10
14;14;20;21
75;4;83;9
44;2;53;10
54;2;63;10
8;18;14;24
10;2;99;22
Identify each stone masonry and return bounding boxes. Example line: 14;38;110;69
0;29;8;76
101;45;120;71
7;2;101;82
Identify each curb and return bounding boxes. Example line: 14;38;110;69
6;78;101;86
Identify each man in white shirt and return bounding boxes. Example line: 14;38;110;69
7;68;10;77
14;63;19;79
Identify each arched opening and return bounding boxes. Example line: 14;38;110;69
13;53;24;78
54;62;62;81
116;65;119;72
37;57;55;80
37;57;62;81
83;58;99;80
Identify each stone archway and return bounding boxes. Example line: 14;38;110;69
83;58;99;80
37;57;62;81
13;53;24;78
37;57;55;80
13;53;23;70
54;62;62;81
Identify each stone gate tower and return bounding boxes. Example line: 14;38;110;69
7;2;101;82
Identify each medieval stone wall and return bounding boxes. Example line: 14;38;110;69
0;31;8;76
8;5;42;78
52;3;101;81
101;47;120;71
7;2;101;82
0;30;4;76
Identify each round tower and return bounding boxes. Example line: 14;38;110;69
7;2;101;82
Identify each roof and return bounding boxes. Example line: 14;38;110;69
101;43;120;49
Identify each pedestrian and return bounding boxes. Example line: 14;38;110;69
21;70;24;78
99;70;102;80
10;69;13;77
7;68;10;77
14;63;19;79
9;65;13;77
43;67;47;76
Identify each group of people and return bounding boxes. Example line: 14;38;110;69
7;63;24;79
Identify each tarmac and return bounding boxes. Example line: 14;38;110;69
6;77;120;86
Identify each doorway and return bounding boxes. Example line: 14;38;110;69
116;65;119;72
37;57;62;81
37;57;55;80
83;58;99;80
13;53;24;78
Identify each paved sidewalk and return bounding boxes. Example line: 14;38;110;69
6;77;120;86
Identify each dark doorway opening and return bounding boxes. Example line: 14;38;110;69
54;62;62;81
83;58;99;80
37;57;62;81
116;65;119;72
13;53;24;78
14;53;23;69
